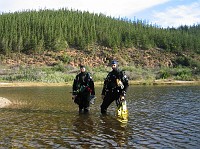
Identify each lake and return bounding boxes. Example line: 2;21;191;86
0;85;200;148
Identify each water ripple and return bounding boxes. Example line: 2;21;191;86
0;86;200;148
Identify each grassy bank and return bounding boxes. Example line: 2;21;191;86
0;64;200;86
1;80;200;88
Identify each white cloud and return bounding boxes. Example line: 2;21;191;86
153;1;200;28
0;0;68;12
1;0;169;18
66;0;170;18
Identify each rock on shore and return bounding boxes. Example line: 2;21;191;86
0;97;12;108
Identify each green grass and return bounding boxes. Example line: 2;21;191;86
0;64;199;83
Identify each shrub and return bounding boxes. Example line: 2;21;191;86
158;68;171;79
175;68;192;81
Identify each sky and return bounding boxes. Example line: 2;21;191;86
0;0;200;28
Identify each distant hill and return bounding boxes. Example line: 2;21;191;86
0;9;200;71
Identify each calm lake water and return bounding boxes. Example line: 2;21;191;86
0;85;200;148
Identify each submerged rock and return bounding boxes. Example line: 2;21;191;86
0;97;12;108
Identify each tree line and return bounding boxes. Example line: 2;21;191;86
0;8;200;55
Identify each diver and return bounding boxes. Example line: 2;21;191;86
100;60;129;114
72;65;95;113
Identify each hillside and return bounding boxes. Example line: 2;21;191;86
0;9;200;82
1;9;200;56
1;46;199;69
0;47;181;68
1;45;200;84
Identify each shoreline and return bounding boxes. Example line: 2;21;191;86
0;82;70;87
0;80;200;87
130;80;200;85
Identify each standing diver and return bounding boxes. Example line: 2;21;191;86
72;65;95;113
100;60;129;114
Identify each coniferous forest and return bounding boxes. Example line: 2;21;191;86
1;8;200;54
0;8;200;83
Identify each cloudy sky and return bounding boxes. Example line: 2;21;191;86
0;0;200;28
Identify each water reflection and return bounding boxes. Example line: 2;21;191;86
98;115;129;148
70;113;130;148
0;85;200;148
71;114;95;148
127;86;200;148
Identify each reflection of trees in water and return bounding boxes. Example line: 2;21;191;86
99;115;129;147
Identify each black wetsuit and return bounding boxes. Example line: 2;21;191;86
73;72;95;113
101;68;129;114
